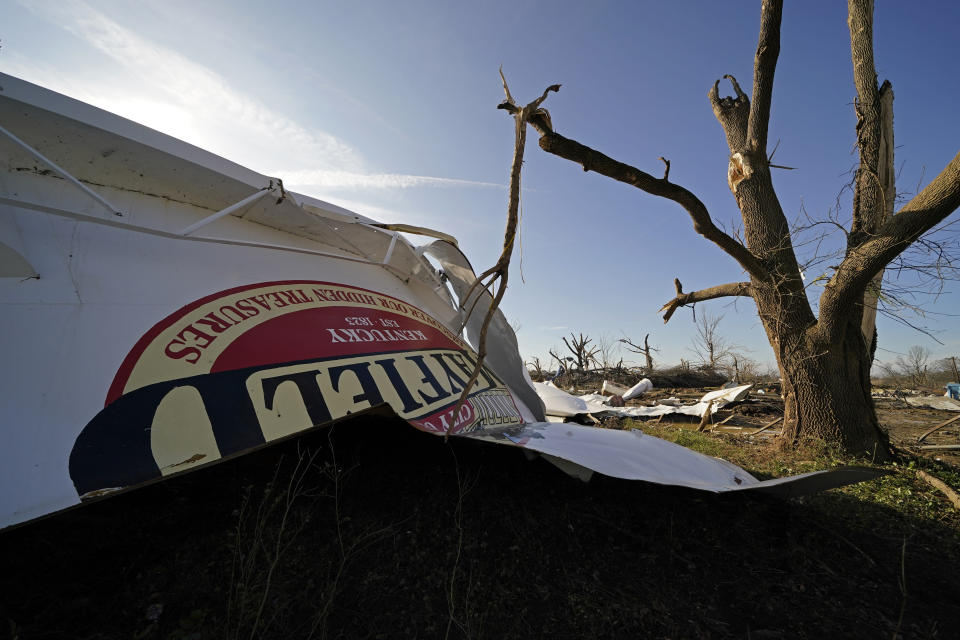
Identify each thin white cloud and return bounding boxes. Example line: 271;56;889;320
279;169;502;191
292;195;460;231
18;0;361;172
13;0;495;193
297;196;414;224
540;326;570;331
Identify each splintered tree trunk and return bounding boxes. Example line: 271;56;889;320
859;83;895;356
642;334;654;373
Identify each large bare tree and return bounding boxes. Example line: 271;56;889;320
504;0;960;459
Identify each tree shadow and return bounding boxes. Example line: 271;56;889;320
2;417;958;639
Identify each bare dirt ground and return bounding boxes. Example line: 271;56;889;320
876;398;960;466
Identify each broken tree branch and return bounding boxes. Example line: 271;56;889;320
916;414;960;444
448;73;560;435
659;280;753;323
528;122;768;281
659;157;671;181
748;416;783;436
916;470;960;510
698;400;715;432
716;413;737;426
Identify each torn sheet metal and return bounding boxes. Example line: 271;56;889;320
466;422;885;497
536;382;753;419
906;396;960;412
534;381;612;417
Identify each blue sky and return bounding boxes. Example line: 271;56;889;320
3;0;958;373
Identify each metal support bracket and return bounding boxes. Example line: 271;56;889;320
0;122;123;217
382;231;398;265
178;186;276;236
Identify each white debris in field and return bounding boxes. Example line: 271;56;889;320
905;396;960;412
622;378;653;401
535;381;752;420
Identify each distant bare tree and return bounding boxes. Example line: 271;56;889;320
526;356;545;381
896;345;931;388
620;333;659;373
927;357;960;389
873;359;903;389
760;364;781;382
594;334;621;369
689;312;735;372
547;348;576;386
547;348;567;371
562;332;600;370
946;356;960;384
731;354;760;382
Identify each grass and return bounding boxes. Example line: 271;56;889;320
631;413;960;589
636;417;960;524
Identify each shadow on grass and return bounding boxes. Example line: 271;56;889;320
2;417;958;639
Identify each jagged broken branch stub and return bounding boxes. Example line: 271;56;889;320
659;279;754;323
447;73;560;437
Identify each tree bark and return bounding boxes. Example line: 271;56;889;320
776;312;889;458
